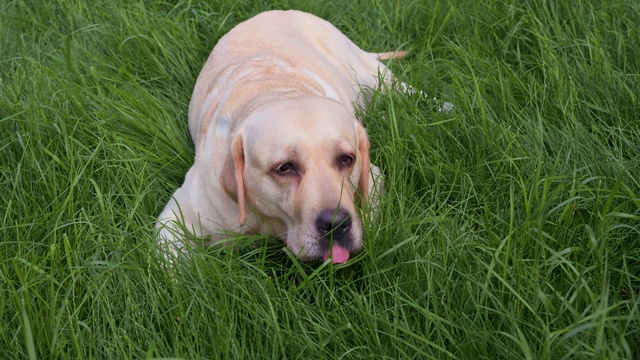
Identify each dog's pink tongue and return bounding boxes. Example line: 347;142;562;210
323;244;350;264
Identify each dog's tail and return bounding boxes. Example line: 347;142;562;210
376;50;409;60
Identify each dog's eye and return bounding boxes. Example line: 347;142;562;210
274;162;296;175
337;154;354;168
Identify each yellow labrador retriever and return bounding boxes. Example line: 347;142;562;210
157;10;407;264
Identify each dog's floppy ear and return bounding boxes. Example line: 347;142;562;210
355;122;371;205
221;134;247;225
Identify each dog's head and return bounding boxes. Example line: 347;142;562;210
221;97;370;263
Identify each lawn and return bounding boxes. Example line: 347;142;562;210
1;0;639;358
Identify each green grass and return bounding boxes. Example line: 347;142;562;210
1;0;639;358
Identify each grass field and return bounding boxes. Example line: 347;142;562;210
1;0;639;358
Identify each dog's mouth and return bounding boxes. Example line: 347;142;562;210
322;243;350;263
314;208;357;264
288;227;359;264
285;207;361;264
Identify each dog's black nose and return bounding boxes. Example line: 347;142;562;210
316;208;352;238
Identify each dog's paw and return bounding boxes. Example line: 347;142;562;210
438;101;454;113
156;219;193;266
396;82;454;113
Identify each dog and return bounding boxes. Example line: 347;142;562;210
157;10;417;264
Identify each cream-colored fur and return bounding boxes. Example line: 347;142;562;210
157;10;406;263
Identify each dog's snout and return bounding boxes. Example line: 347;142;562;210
316;208;352;238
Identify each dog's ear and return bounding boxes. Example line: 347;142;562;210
221;134;247;225
355;122;371;205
